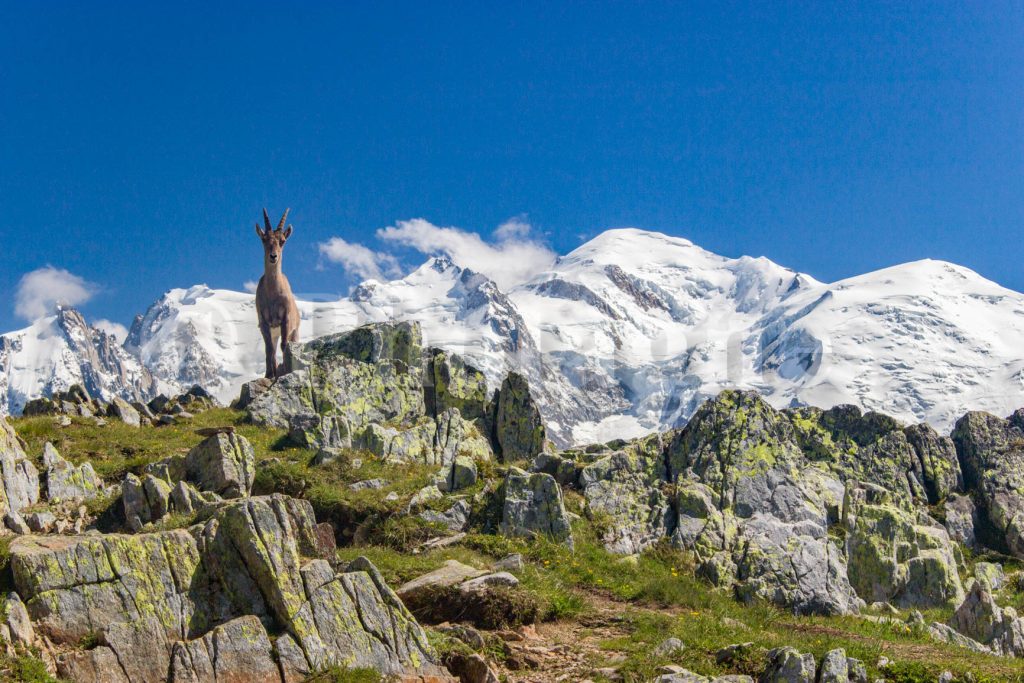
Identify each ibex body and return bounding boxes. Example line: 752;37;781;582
254;208;300;378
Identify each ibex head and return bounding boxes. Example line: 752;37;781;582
254;208;293;266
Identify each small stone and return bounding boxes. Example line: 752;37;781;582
108;397;141;427
494;553;525;572
819;648;849;683
4;512;30;535
653;637;685;657
348;478;386;491
194;426;235;437
25;511;56;533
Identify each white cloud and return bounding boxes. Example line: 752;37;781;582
15;266;98;321
243;280;259;294
318;237;400;281
376;218;555;290
93;319;128;342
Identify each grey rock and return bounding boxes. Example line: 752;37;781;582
0;417;41;515
184;432;256;498
948;579;1024;656
459;571;520;593
43;442;102;502
943;494;978;548
25;511;56;533
444;454;478;492
108;396;142;427
5;511;30;534
420;500;471;532
818;648;848;683
494;553;525;572
348;478;387;491
501;468;574;548
2;592;34;647
759;646;816;683
653;637;685;657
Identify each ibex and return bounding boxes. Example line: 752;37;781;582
254;208;300;378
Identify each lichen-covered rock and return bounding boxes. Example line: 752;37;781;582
184;432;256;498
817;648;848;683
975;562;1006;591
494;372;546;462
843;484;963;609
232;377;274;410
42;442;102;502
10;495;448;683
443;455;478;492
247;326;426;432
358;420;438;464
759;646;816;683
289;413;352;463
734;513;858;616
501;468;573;548
953;409;1024;558
580;440;673;555
0;417;40;515
428;349;489;425
904;423;962;503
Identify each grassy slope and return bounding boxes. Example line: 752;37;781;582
9;410;1024;683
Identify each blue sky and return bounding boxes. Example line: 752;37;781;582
2;2;1022;335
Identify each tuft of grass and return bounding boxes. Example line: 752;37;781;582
303;666;382;683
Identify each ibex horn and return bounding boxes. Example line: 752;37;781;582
277;208;290;232
263;208;273;232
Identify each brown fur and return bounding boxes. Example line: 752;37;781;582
254;208;300;378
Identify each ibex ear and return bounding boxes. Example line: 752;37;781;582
283;226;293;240
254;224;266;240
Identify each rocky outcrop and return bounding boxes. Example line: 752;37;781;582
500;468;573;548
0;416;40;515
11;495;448;682
843;483;963;609
947;580;1024;657
555;390;977;616
494;372;547;462
952;409;1024;558
249;322;500;468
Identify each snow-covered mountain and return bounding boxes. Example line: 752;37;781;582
0;307;162;416
6;229;1024;444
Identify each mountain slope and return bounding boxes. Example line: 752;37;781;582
6;229;1024;443
0;307;161;415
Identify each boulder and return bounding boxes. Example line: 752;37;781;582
184;432;256;498
494;372;546;462
10;495;448;682
443;455;478;492
0;417;41;515
42;442;103;502
501;468;574;548
232;377;274;410
759;647;816;683
948;580;1024;657
581;437;673;555
420;500;471;533
108;396;142;427
818;648;848;683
